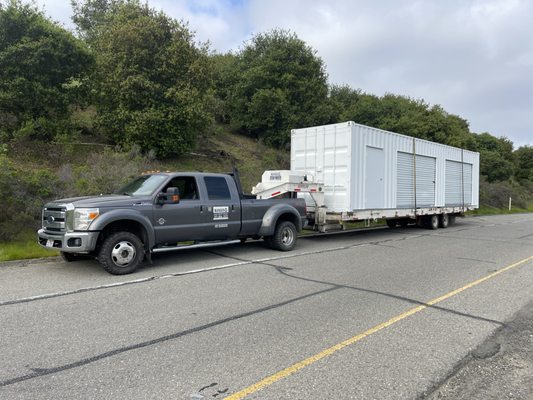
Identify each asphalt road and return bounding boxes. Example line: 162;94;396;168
0;214;532;399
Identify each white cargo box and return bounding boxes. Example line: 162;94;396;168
291;121;479;212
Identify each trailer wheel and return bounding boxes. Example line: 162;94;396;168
449;214;457;225
386;219;397;228
427;215;439;230
399;219;410;228
98;231;144;275
439;214;449;228
268;221;297;251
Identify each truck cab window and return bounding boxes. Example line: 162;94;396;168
164;177;199;200
204;177;231;200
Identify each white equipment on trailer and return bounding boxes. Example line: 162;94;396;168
252;121;480;232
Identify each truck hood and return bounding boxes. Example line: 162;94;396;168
46;195;152;208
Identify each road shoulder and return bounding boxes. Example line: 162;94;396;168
424;300;533;400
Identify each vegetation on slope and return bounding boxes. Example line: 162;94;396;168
0;0;531;260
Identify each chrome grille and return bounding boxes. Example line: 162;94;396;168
43;206;67;233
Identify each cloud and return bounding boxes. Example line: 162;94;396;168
240;0;533;146
34;0;533;146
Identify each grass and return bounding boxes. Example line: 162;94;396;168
0;232;59;262
162;129;289;192
467;205;533;216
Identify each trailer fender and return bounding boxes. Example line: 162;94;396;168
258;204;303;237
89;210;155;250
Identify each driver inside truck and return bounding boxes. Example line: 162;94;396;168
165;177;198;200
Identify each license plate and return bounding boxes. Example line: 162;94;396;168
46;239;54;248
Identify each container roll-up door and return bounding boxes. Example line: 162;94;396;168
445;160;462;206
415;155;436;207
396;152;436;208
463;163;473;205
397;152;414;207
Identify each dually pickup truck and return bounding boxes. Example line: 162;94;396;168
38;171;307;275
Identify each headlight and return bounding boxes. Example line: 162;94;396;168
73;208;99;230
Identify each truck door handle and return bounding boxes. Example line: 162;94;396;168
231;204;235;211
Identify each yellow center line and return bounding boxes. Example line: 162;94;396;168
224;255;533;400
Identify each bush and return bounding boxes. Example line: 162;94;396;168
479;177;530;209
0;147;157;242
0;156;61;240
58;146;157;197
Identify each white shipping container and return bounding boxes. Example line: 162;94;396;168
291;121;479;212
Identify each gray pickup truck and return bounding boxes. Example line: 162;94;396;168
38;171;307;274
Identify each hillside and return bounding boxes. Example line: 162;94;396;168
1;127;288;239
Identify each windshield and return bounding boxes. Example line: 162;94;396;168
117;175;168;196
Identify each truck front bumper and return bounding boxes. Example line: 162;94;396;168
38;229;99;253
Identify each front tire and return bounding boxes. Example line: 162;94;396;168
98;232;144;275
268;221;297;251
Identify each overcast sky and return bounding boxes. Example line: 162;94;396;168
36;0;533;147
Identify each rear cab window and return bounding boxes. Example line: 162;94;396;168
204;177;231;200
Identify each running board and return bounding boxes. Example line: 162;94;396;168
152;239;241;253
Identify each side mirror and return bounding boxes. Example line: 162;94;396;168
158;187;180;204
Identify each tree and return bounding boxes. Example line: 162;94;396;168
514;145;533;182
83;1;212;157
472;133;515;182
329;88;473;148
71;0;122;44
0;0;93;141
211;52;238;123
229;29;330;148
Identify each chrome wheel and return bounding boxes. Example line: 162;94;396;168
281;226;295;246
266;221;298;251
111;241;136;266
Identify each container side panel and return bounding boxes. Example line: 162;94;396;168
463;163;473;206
472;153;480;207
291;122;352;212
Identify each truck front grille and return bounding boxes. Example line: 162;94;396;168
43;206;67;233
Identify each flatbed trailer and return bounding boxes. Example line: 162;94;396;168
253;122;480;232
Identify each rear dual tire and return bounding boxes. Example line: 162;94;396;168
265;221;297;251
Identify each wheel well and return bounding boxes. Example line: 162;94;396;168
276;212;301;231
98;220;149;249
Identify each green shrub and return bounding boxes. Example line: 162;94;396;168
0;146;156;242
479;177;531;209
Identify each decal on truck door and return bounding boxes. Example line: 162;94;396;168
213;206;229;220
